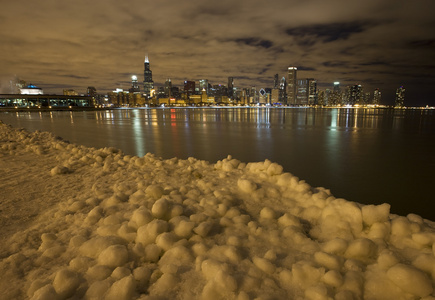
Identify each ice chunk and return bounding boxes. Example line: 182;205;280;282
145;184;164;199
52;269;81;299
266;162;283;176
149;273;177;296
50;165;70;176
304;284;328;300
344;238;377;261
377;250;399;270
367;222;390;240
105;275;136;300
174;220;195;238
30;284;58;300
144;244;162;262
292;262;324;289
111;267;131;280
159;246;193;269
152;198;171;219
361;203;390;226
321;238;348;255
387;263;433;297
201;259;228;280
69;256;94;272
193;221;214;237
155;232;178;251
86;265;113;281
252;256;276;274
314;251;342;270
79;236;125;258
133;266;151;289
237;178;257;193
391;216;412;237
129;207;153;229
322;270;343;288
136;219;168;245
260;207;276;219
97;245;129;268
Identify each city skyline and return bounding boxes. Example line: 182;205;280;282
1;0;434;106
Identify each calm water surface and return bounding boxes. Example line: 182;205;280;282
2;108;435;220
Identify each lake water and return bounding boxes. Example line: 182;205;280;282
1;107;435;220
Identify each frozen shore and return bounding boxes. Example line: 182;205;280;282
1;122;435;300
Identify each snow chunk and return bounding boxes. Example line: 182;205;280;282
193;221;214;237
52;268;81;299
79;236;125;258
361;203;390;226
136;219;168;246
50;165;70;176
174;220;195;238
105;275;136;300
266;162;283;176
253;256;276;274
129;207;153;229
97;245;129;268
30;284;58;300
86;265;112;281
387;263;433;297
201;259;228;280
260;207;276;220
152;198;171;219
292;262;325;289
391;216;413;237
314;251;342;270
145;184;164;199
344;238;377;261
237;178;257;193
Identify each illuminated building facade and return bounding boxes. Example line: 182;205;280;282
287;67;297;105
348;85;363;106
373;88;381;105
228;77;234;98
143;55;154;98
164;79;172;98
273;74;279;89
395;86;405;107
329;82;341;106
87;86;97;97
184;80;195;97
271;88;279;104
63;89;78;96
308;78;317;105
279;76;286;103
129;75;140;93
20;84;43;95
296;79;308;105
199;79;209;94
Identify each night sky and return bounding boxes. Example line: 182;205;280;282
1;0;435;106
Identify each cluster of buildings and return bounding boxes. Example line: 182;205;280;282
1;55;406;108
108;56;406;108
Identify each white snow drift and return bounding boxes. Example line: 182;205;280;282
0;121;435;300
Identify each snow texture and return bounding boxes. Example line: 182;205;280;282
1;122;435;299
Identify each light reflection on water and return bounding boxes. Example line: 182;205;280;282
1;107;435;220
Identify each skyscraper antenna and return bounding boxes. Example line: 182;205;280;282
145;54;149;63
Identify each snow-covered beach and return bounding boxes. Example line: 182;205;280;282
1;121;435;300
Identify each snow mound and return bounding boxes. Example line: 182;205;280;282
1;122;435;299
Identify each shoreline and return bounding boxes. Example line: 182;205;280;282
1;122;435;299
1;105;433;113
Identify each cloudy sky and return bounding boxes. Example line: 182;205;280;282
1;0;434;106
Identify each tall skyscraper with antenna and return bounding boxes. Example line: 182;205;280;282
143;54;154;98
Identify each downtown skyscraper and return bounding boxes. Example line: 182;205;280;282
287;67;297;105
143;55;154;98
